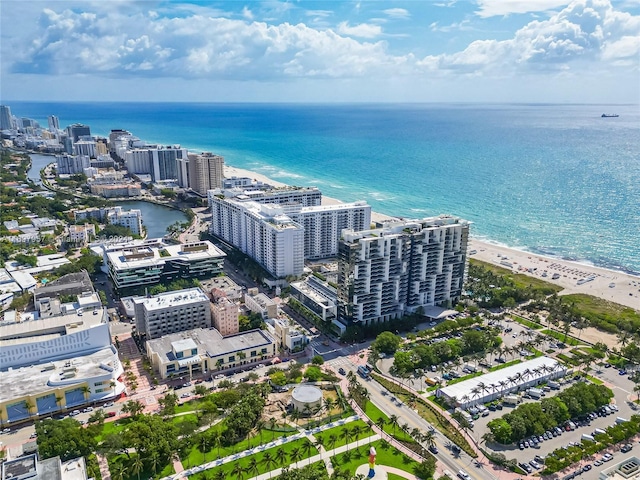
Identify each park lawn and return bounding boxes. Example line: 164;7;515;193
363;401;414;444
189;437;319;479
388;474;407;480
541;329;581;346
488;359;521;371
330;440;418;476
94;417;135;442
171;413;199;426
513;315;543;330
108;452;175;480
313;420;373;450
181;423;297;465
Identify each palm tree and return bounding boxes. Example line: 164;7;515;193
289;446;303;466
388;414;399;436
327;433;338;451
132;455;144;480
199;434;209;463
275;447;287;466
262;451;276;478
301;439;315;466
375;416;386;433
324;398;335;420
340;426;352;446
290;409;301;425
255;418;266;445
423;430;436;451
150;454;159;476
351;424;363;448
23;400;35;418
213;470;225;480
211;430;223;459
246;458;259;478
231;462;246;480
55;395;64;411
112;463;127;480
81;385;91;401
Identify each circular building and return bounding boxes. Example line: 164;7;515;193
291;385;323;415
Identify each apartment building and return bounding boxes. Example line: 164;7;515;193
106;206;143;236
211;296;239;336
188;152;224;195
132;288;211;339
337;215;470;325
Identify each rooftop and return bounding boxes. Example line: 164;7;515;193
147;327;274;361
0;343;118;403
0;309;106;342
133;288;209;311
106;240;225;271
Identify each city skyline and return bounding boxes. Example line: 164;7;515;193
1;0;638;104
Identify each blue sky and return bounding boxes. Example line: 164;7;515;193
1;0;638;103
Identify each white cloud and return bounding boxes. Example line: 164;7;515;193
429;20;473;32
242;6;254;20
424;0;640;73
336;21;383;38
383;8;411;19
475;0;572;18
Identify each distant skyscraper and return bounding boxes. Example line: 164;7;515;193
188;152;225;194
0;105;13;130
48;115;60;131
67;123;91;142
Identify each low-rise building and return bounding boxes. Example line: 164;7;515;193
132;287;211;340
67;224;96;245
146;328;276;379
1;454;88;480
103;240;225;291
599;456;640;480
244;292;278;319
89;182;142;198
106;206;143;236
266;317;308;353
290;276;337;322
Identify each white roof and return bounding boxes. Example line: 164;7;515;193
438;356;563;401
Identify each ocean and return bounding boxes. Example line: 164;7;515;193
8;102;640;275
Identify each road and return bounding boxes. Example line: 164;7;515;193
333;357;499;480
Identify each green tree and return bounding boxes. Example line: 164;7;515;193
372;331;402;355
311;354;325;365
35;418;97;461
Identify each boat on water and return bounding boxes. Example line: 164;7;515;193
601;113;619;117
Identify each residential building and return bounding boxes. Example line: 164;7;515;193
290;275;337;322
106;206;144;236
0;105;13;130
337;215;470;325
289;201;372;259
244;292;278;319
146;328;276;379
47;114;60;132
102;240;225;291
599;456;640;480
89;182;142;198
220;186;322;208
210;198;304;279
124;148;153;174
67;224;96;245
188;152;224;195
132;287;211;339
56;154;90;175
211;296;239;336
73;140;96;158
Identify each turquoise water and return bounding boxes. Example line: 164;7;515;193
11;102;640;274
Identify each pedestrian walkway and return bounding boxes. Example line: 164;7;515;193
96;453;111;480
160;415;360;479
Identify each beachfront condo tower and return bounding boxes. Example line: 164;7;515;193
337;215;470;325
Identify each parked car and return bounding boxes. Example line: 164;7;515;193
338;368;346;375
602;453;614;462
621;444;633;453
457;470;470;480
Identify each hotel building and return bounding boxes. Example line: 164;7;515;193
103;240;225;291
146;328;276;379
106;206;144;236
211;296;240;337
56;154;90;175
337;215;470;325
132;288;211;340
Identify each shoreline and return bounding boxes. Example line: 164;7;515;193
224;163;640;311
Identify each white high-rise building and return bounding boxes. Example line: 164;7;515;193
209;191;371;261
47;114;60;131
0;105;14;130
188;152;224;194
337;215;470;325
56;154;91;175
74;140;97;158
106;206;144;236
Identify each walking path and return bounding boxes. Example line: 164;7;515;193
160;415;360;479
96;454;111;480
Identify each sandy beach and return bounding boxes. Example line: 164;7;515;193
224;164;640;311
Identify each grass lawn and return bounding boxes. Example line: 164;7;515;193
171;413;199;426
541;329;581;346
561;293;640;323
107;452;175;480
330;440;418;476
586;375;604;385
181;423;297;466
314;420;373;450
94;418;135;442
388;474;407;480
513;315;543;330
189;437;319;479
362;401;414;444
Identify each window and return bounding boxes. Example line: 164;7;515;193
250;351;257;357
167;364;176;372
228;355;235;362
261;348;268;354
176;351;184;359
191;348;197;355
